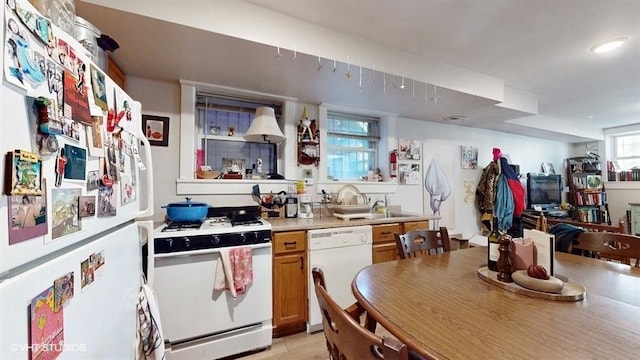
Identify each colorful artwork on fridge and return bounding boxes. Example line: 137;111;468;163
29;286;64;360
53;272;74;312
97;185;117;217
7;179;47;245
6;149;42;195
63;144;87;180
51;188;81;240
78;196;96;218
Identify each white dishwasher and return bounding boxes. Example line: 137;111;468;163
307;225;373;333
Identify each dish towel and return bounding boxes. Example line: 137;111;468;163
214;246;254;298
136;284;166;360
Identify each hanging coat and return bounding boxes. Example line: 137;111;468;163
495;173;514;231
476;160;500;230
499;157;525;216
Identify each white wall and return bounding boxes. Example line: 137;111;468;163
127;76;572;232
394;119;571;238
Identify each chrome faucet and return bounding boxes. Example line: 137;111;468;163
371;199;386;213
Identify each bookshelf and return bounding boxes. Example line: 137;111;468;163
566;157;610;225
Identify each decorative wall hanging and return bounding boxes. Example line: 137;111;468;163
297;107;319;166
142;114;169;146
461;145;478;169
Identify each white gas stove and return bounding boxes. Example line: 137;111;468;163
148;206;273;359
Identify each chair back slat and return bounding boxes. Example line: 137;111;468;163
395;228;451;259
573;232;640;267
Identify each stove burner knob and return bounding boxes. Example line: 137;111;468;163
167;239;173;250
240;233;246;242
211;235;220;245
183;237;191;248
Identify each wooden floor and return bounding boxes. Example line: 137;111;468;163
227;331;328;360
228;326;394;360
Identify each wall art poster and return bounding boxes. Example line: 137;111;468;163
399;163;421;185
398;138;421;160
461;145;478;169
8;179;47;245
30;286;64;360
51;187;81;240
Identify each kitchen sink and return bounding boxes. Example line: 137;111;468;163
366;212;418;219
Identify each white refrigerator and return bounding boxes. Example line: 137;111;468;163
0;1;154;359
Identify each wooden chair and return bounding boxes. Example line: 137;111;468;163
573;232;640;267
311;268;409;360
394;228;451;259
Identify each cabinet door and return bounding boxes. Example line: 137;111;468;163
372;242;399;263
403;220;429;232
272;252;307;334
107;57;126;89
372;223;401;243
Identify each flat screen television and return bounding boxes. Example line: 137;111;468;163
526;173;562;210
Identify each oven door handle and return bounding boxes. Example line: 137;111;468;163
153;242;272;258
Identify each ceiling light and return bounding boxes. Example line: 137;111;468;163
590;37;628;53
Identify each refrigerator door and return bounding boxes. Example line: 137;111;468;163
0;1;153;276
0;222;142;359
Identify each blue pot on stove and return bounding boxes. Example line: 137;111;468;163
162;197;210;222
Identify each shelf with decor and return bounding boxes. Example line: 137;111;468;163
566;157;610;225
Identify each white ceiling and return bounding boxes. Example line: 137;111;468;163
77;0;640;143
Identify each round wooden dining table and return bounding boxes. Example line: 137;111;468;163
352;247;640;360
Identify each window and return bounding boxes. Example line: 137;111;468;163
195;93;282;176
326;111;380;181
611;132;640;171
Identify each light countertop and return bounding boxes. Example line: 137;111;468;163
267;212;438;232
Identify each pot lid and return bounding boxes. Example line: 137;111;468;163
166;197;209;207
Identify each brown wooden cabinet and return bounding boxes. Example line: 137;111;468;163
272;230;307;337
107;57;126;89
372;223;402;263
403;220;429;232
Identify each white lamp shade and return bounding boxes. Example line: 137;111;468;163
244;106;286;143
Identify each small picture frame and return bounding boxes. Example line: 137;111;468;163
142;115;169;146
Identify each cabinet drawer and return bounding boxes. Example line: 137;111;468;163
273;231;307;255
372;223;401;243
403;221;429;232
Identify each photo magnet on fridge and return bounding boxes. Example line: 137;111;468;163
5;149;43;195
63;144;87;180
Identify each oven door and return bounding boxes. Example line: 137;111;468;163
151;242;272;343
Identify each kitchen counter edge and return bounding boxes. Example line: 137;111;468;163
268;214;438;232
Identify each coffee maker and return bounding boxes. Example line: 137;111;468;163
297;194;313;218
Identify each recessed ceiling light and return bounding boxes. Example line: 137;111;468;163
590;37;628;53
